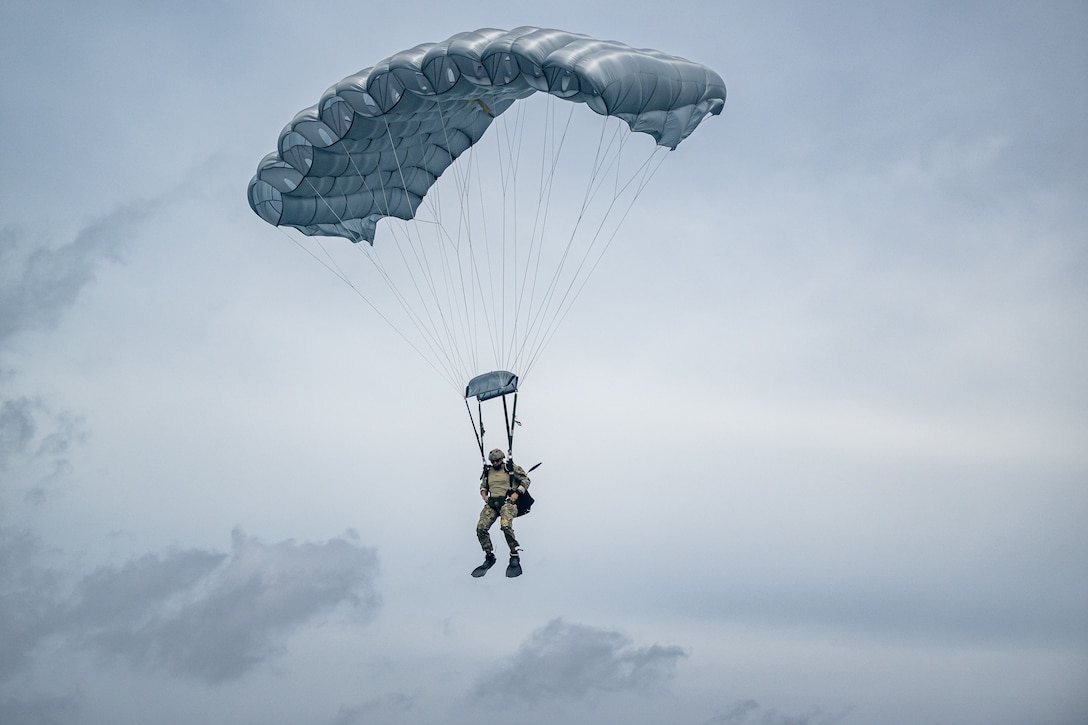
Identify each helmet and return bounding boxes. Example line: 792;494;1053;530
488;449;505;462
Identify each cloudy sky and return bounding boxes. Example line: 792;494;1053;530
2;1;1086;723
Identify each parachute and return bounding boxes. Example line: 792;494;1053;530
248;27;725;456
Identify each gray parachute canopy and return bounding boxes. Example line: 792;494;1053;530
247;26;726;243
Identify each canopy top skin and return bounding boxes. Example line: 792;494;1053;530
248;26;726;243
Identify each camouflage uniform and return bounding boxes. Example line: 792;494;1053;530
476;459;530;556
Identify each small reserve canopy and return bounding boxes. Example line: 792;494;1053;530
465;371;519;401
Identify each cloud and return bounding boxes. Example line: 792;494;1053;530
704;700;854;725
0;396;86;503
0;524;382;688
0;396;36;466
472;618;685;703
0;213;134;346
0;523;64;683
0;208;142;502
332;693;415;725
65;528;381;683
0;692;79;725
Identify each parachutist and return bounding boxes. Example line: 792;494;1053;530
475;448;530;577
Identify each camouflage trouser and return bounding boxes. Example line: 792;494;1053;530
477;498;519;555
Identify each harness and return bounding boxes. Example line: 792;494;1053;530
480;460;536;516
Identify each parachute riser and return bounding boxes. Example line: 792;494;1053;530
466;398;486;464
464;370;520;462
466;390;519;463
503;392;518;459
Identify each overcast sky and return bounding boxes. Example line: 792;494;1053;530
2;2;1086;724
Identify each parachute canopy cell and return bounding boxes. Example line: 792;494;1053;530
247;26;726;243
466;371;520;401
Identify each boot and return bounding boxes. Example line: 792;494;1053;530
471;552;496;578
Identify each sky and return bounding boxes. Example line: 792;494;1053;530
1;1;1087;723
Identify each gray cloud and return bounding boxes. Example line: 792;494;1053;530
0;396;86;503
66;528;381;683
0;396;36;466
332;693;415;725
0;692;79;725
0;210;136;501
0;524;64;683
0;215;133;346
705;700;854;725
0;524;381;688
473;618;685;703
